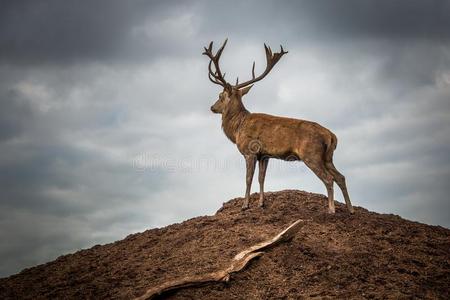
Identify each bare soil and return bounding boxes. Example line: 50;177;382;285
0;190;449;299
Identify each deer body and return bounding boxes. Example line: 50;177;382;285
236;113;334;159
205;40;354;214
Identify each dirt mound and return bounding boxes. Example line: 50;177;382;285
1;190;449;299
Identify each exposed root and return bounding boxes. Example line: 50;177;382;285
134;219;306;300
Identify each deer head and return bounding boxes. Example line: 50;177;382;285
203;39;288;115
210;86;253;114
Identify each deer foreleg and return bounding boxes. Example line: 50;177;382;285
258;158;269;207
243;155;256;210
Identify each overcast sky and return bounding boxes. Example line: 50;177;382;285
0;0;449;277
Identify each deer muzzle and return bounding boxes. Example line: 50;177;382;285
211;105;219;113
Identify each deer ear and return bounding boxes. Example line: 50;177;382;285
240;85;253;96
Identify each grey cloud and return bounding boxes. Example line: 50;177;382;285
373;42;450;89
0;91;34;141
0;65;172;276
0;138;169;276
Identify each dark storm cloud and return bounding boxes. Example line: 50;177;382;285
0;0;197;64
2;0;448;66
196;0;450;43
296;0;450;40
0;0;137;63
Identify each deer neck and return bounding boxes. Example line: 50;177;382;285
221;100;249;144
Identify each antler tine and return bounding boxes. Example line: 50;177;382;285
251;61;256;79
203;39;229;88
207;61;223;85
235;43;288;89
208;73;222;85
216;38;228;59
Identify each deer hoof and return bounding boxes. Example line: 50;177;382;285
241;204;249;210
328;208;336;214
349;207;355;214
258;200;265;208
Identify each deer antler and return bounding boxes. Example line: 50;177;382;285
203;39;229;88
234;44;288;89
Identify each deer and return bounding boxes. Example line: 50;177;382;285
203;39;354;214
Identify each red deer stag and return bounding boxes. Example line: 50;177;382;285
203;39;354;214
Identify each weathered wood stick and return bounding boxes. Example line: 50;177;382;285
233;219;305;261
134;219;306;300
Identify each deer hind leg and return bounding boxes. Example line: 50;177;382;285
304;160;335;214
325;162;354;214
258;157;269;208
242;155;257;210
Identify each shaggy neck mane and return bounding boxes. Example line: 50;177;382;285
221;98;249;143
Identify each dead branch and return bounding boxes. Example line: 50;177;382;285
134;219;306;300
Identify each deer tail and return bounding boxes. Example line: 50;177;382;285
324;132;337;164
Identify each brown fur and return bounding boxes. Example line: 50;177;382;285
206;41;354;213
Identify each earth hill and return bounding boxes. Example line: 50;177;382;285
0;190;449;299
